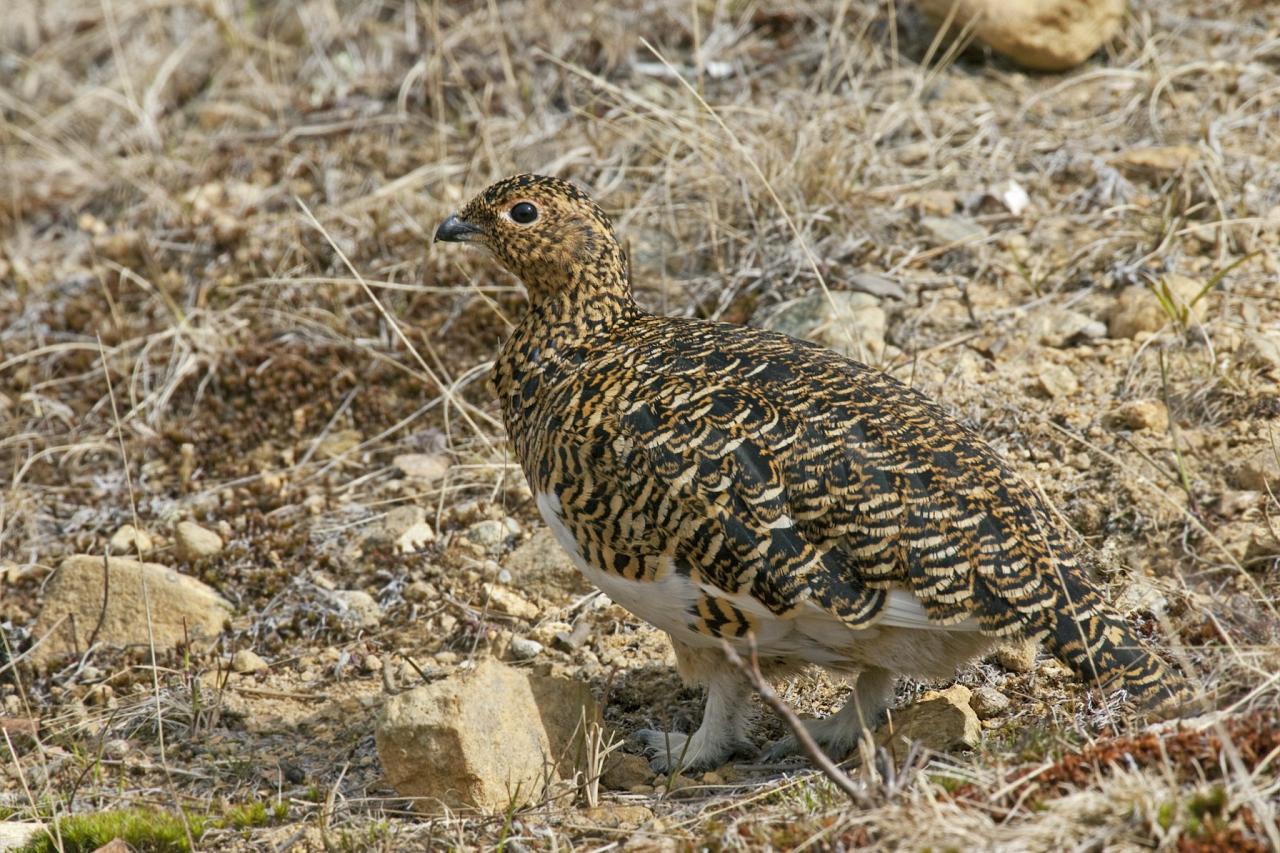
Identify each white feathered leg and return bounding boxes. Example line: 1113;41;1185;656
763;666;896;762
635;638;754;773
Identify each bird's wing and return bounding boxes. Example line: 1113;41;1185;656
540;371;1065;636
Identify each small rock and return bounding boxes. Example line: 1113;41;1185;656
1237;333;1280;374
920;215;987;246
600;751;654;791
109;524;154;556
467;519;514;553
1112;145;1200;177
404;580;438;603
970;686;1011;719
375;659;597;812
1228;448;1280;493
396;522;436;554
1216;520;1280;567
174;520;223;559
1112;399;1170;433
102;738;131;760
878;684;980;752
848;272;907;301
1035;363;1079;398
89;839;131;853
315;428;362;460
993;639;1038;674
581;804;655;830
331;589;382;628
481;583;540;620
1114;576;1168;615
393;453;451;483
756;291;887;361
508;637;544;660
231;649;269;673
32;556;232;665
381;505;425;540
1107;276;1207;339
505;529;591;597
1213;490;1260;519
1031;310;1106;348
917;0;1123;71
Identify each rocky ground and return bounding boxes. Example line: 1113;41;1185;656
2;0;1279;849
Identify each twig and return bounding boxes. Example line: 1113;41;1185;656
719;638;868;805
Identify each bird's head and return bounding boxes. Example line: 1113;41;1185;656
434;174;630;305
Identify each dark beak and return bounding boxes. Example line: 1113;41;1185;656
434;214;482;244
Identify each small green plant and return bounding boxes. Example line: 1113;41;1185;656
19;808;199;853
1147;252;1259;330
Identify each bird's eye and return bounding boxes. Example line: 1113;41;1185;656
510;202;538;224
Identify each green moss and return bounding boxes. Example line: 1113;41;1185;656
19;801;281;853
19;808;201;853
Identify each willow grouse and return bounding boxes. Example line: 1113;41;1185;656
435;174;1185;772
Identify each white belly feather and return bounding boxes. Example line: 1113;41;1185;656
535;490;981;667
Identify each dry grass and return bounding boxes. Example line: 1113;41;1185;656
3;0;1279;849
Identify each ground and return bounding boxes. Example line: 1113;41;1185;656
2;0;1280;849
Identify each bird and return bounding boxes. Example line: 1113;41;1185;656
434;173;1188;773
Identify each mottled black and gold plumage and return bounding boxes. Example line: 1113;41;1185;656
435;174;1186;771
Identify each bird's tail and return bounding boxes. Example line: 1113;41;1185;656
1039;569;1191;713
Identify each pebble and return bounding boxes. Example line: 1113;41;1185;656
970;686;1011;719
1112;399;1169;433
331;589;382;628
993;639;1038;673
396;522;436;554
109;524;154;556
231;649;269;673
1036;363;1079;398
467;519;515;553
382;505;425;539
920;215;987;245
174;520;223;559
509;637;544;660
481;583;540;620
1032;310;1106;348
392;452;451;482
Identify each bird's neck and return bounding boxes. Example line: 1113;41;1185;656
522;245;640;334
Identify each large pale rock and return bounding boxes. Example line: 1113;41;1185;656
32;556;232;665
917;0;1125;72
375;659;597;812
756;291;886;361
877;684;981;752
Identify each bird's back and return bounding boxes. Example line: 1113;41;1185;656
496;309;1179;708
